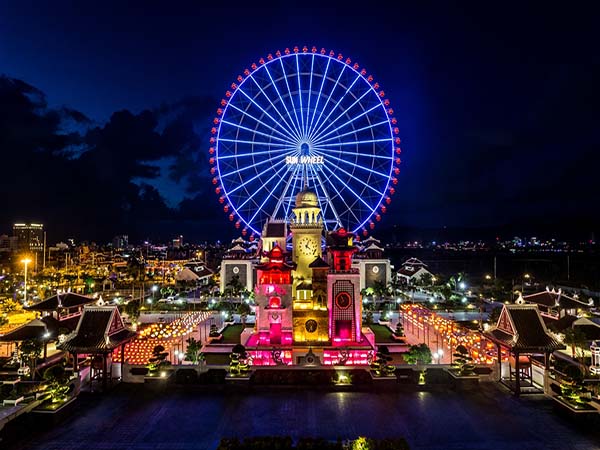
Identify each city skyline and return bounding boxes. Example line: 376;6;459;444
1;2;599;242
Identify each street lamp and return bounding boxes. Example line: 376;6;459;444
152;285;158;300
522;273;531;295
21;258;32;304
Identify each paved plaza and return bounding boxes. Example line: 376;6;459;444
6;382;600;450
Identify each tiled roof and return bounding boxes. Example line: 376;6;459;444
523;290;592;310
59;306;136;353
0;319;49;342
484;305;564;352
26;292;96;311
308;256;330;268
545;315;577;332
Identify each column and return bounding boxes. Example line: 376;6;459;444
514;351;520;397
496;344;502;382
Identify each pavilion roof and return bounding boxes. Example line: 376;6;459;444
59;305;136;353
26;292;96;311
484;304;564;353
523;290;593;310
0;318;50;342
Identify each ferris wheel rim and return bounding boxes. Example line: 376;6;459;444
212;47;400;236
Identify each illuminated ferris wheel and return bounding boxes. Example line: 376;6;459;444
210;46;401;237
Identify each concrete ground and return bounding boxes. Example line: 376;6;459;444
6;382;600;450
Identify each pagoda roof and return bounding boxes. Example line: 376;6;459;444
326;228;356;250
484;304;564;353
308;256;330;269
0;318;51;342
402;257;427;267
26;292;96;311
59;306;136;354
255;244;295;271
522;289;593;310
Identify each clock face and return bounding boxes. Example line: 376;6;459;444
298;236;318;256
335;292;352;309
305;319;318;333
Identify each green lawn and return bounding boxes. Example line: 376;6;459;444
221;324;253;344
369;324;397;343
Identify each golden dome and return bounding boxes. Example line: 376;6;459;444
295;188;318;208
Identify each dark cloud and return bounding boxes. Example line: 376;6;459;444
0;76;219;243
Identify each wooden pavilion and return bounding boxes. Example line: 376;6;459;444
59;305;136;390
484;304;564;397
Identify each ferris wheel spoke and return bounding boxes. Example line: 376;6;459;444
295;54;306;137
305;54;315;137
313;137;392;147
313;119;390;146
320;160;378;210
312;146;392;160
307;63;347;141
283;166;303;220
227;158;288;196
307;56;331;135
312;149;390;179
217;139;294;152
306;163;345;228
276;58;303;138
220;151;294;178
316;163;364;227
231;159;290;204
236;84;299;138
270;163;301;220
308;73;362;141
262;63;302;140
226;102;297;142
221;119;295;145
235;162;292;214
312;101;381;143
243;74;302;141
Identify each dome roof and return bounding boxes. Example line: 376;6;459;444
295;188;318;208
296;188;319;208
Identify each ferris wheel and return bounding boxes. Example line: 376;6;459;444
210;46;401;237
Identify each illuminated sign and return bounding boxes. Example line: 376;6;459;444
285;155;324;165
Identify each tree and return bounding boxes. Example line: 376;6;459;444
394;322;404;337
237;302;251;326
229;344;249;376
488;306;502;325
147;344;170;374
43;363;71;403
19;339;43;380
372;281;390;301
226;275;244;297
184;337;204;365
403;343;432;365
418;272;433;287
452;344;475;376
370;345;395;376
564;327;587;360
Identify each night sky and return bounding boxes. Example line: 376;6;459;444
1;2;599;243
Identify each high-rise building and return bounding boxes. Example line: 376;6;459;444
112;235;129;250
13;223;44;252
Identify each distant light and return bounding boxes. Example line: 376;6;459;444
459;282;466;290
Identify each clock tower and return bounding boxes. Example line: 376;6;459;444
290;187;323;297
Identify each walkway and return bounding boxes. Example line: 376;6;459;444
6;382;600;450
